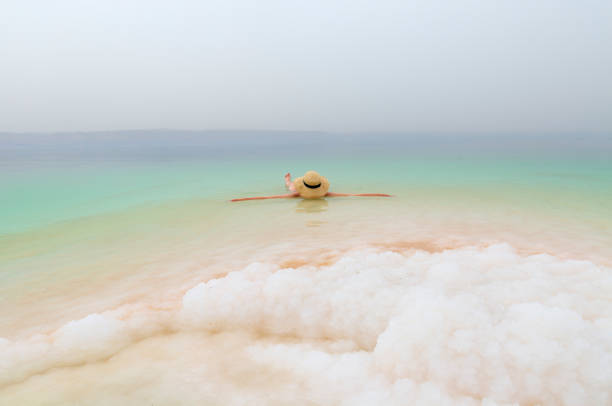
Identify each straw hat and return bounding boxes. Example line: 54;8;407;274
293;170;330;199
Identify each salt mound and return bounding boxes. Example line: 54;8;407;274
180;244;612;405
1;244;611;405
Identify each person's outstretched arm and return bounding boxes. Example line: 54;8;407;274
231;193;299;202
325;192;392;197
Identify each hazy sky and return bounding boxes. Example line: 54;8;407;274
2;0;611;133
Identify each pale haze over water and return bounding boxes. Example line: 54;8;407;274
2;0;612;133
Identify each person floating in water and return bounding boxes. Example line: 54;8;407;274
230;170;392;202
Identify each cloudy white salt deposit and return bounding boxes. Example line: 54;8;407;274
2;241;611;405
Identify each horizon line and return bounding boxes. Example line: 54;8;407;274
1;128;611;137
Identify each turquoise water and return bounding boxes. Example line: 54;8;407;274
2;132;610;298
2;132;612;319
2;137;611;235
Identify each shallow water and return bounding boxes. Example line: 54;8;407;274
1;131;611;405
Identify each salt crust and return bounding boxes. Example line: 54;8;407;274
1;244;611;405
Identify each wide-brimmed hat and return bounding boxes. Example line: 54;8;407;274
293;170;330;199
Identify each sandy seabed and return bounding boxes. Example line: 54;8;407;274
1;241;611;405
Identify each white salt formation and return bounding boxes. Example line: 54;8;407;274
1;244;611;405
